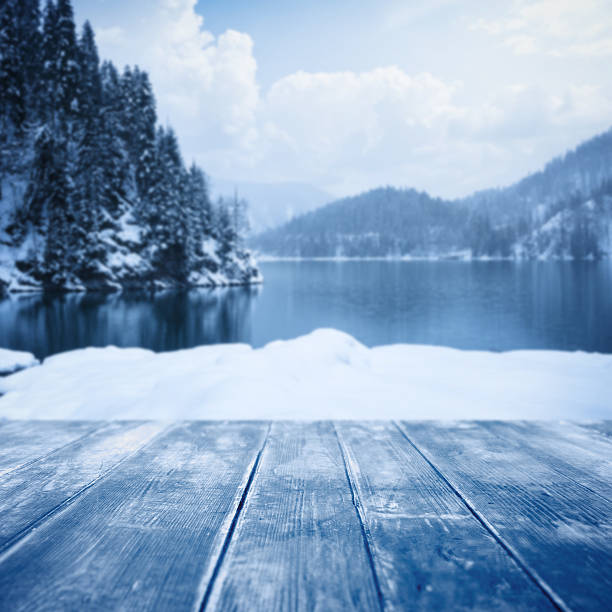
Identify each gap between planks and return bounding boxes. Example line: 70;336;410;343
196;422;272;612
0;422;179;563
392;421;570;612
332;422;385;612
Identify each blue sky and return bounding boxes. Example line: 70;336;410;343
73;0;612;198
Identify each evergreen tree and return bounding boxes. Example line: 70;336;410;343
148;127;188;280
184;163;213;266
40;0;59;123
99;60;130;218
216;197;237;257
71;132;105;279
230;191;250;247
23;125;56;224
133;70;157;199
0;0;26;129
76;21;102;121
70;22;115;279
54;0;79;120
15;0;42;122
42;140;72;284
0;0;257;290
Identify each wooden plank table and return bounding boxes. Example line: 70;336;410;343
0;420;609;611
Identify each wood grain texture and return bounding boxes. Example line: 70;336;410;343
399;420;612;611
334;421;555;611
575;420;612;440
0;420;167;550
479;421;612;501
204;421;382;612
0;421;268;612
0;420;99;477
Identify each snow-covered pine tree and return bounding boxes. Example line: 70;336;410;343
215;197;237;258
231;190;250;248
0;0;259;292
23;125;55;225
70;20;106;282
0;0;26;130
15;0;42;124
118;65;135;155
184;163;213;269
133;70;157;201
99;60;130;219
41;136;72;286
76;21;101;121
54;0;79;122
147;126;189;281
119;65;157;198
0;0;40;198
39;0;59;124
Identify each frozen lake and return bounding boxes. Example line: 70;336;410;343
1;260;611;359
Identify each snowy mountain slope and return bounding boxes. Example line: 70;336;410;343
461;128;612;223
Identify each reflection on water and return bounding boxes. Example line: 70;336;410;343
1;261;611;359
0;286;261;359
249;260;612;354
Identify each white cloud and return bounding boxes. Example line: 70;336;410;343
503;34;538;55
470;0;612;58
91;0;612;198
251;69;612;196
265;68;460;154
95;0;259;157
455;83;612;141
250;68;465;190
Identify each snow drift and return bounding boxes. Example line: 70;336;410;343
0;329;609;420
0;348;39;376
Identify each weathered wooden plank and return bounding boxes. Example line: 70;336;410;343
0;420;99;477
0;421;268;611
575;420;612;440
399;421;612;611
479;421;612;500
0;420;167;550
334;421;556;611
204;421;382;611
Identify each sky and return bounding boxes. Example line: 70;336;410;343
73;0;612;199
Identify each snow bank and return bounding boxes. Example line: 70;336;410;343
0;348;39;376
0;329;609;420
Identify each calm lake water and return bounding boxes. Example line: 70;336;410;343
1;261;611;359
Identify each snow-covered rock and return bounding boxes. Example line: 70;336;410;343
0;329;609;420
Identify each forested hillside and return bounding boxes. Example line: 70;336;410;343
253;129;612;259
0;0;260;294
254;188;467;257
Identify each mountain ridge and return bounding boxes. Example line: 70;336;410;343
252;127;612;260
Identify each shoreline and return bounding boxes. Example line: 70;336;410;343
254;254;607;263
0;273;264;297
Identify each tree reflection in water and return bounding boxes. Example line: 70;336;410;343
0;286;261;360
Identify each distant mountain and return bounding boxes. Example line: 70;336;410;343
211;179;333;234
253;128;612;260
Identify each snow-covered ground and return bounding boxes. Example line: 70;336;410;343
0;329;609;420
0;348;39;376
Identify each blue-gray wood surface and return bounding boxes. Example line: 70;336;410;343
0;420;609;611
